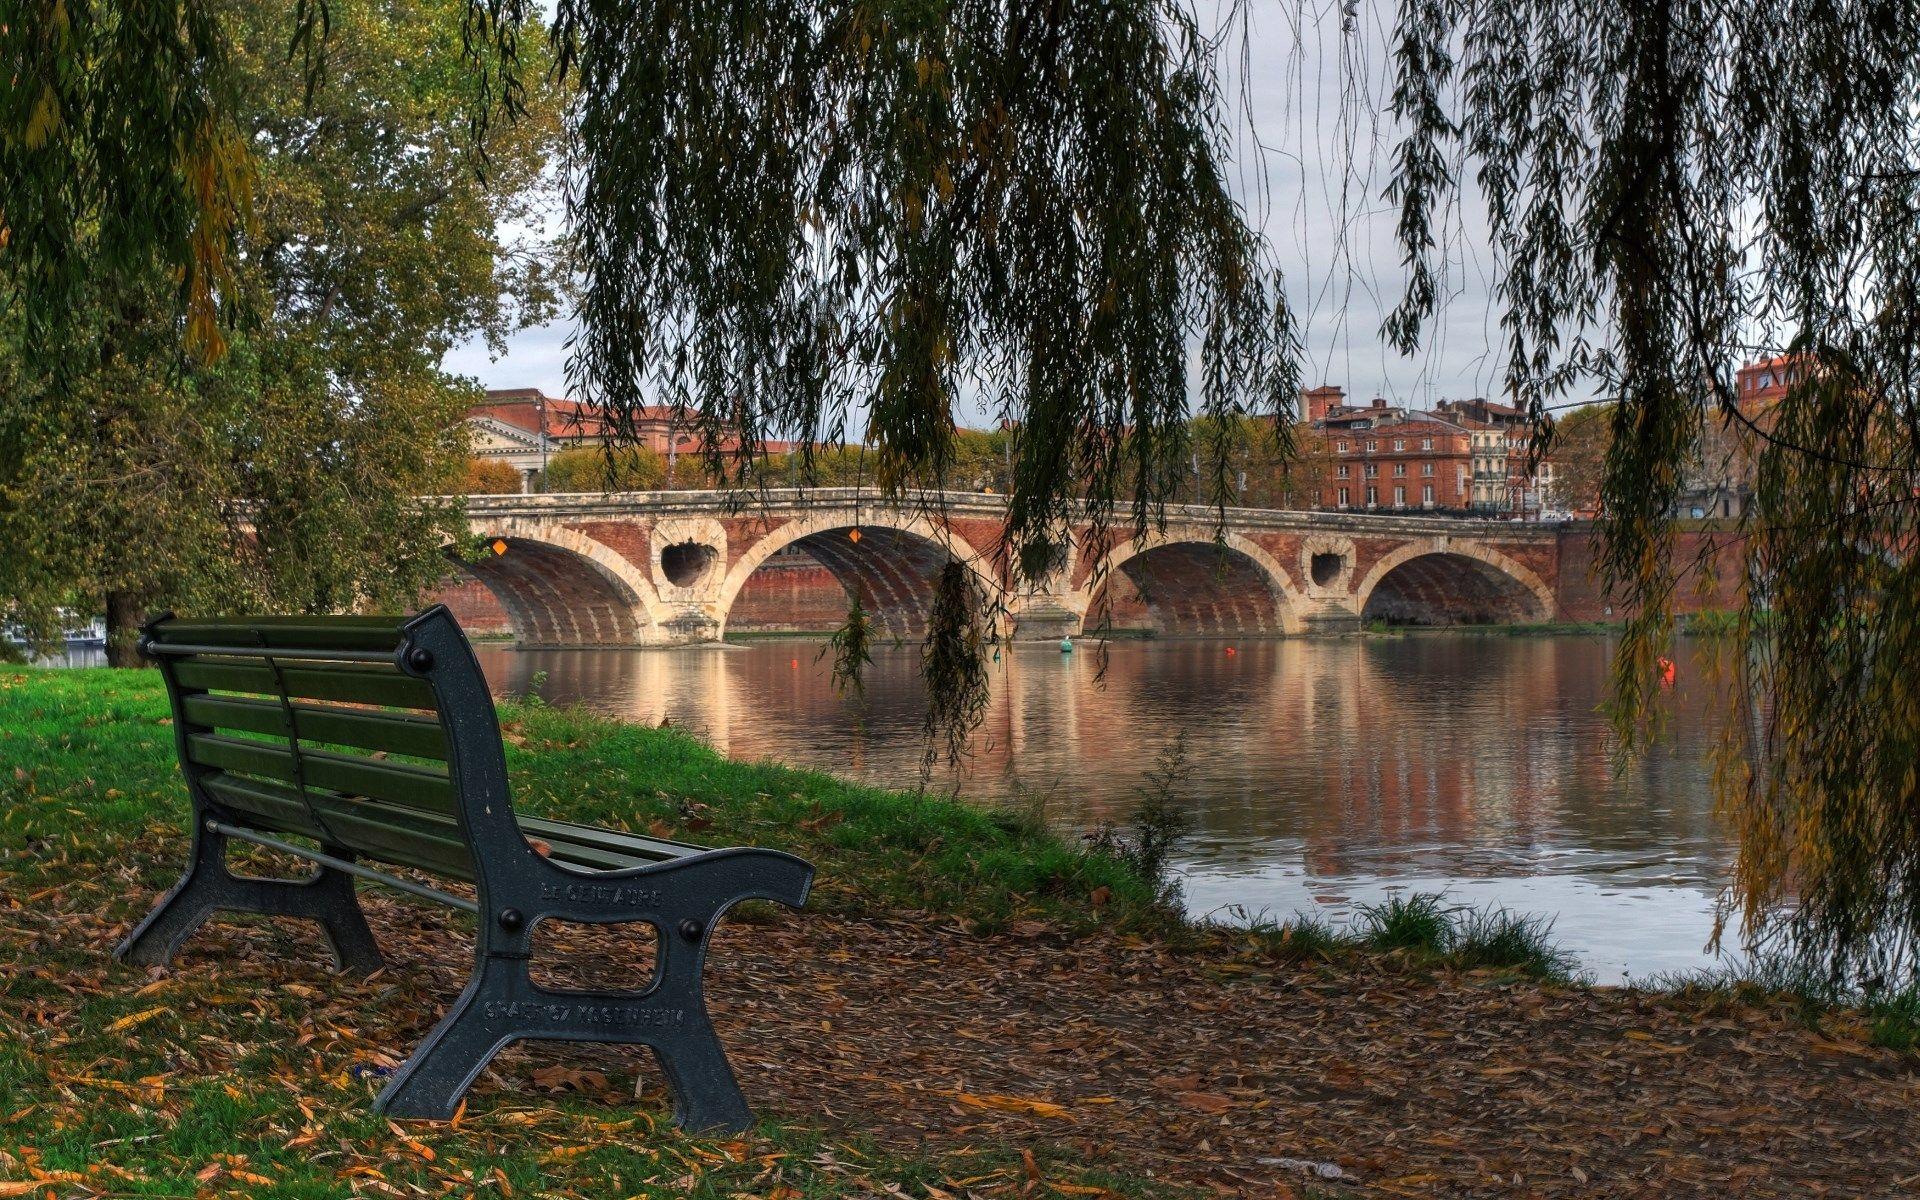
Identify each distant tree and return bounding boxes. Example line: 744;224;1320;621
465;458;524;495
0;0;563;664
1543;404;1614;518
542;446;668;493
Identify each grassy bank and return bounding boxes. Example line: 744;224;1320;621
0;667;1160;935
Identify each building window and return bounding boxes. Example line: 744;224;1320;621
1366;486;1378;506
1336;464;1350;479
1366;440;1378;452
1422;438;1433;450
1393;486;1406;507
1364;463;1377;478
1422;462;1434;476
1392;462;1406;477
1336;441;1349;453
1393;439;1406;451
1337;487;1350;508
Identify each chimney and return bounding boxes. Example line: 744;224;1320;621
1372;397;1386;409
1300;385;1345;423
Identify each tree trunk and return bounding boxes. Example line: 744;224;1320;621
104;592;148;668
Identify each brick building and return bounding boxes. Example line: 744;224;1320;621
468;388;789;492
1673;355;1801;518
1295;387;1557;517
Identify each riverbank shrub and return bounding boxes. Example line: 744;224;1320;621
1450;908;1582;979
1357;893;1452;954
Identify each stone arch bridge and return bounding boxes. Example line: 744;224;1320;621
434;489;1651;647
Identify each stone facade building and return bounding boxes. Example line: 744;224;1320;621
1299;387;1552;517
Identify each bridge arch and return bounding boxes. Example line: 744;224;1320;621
715;511;999;639
1081;530;1307;637
1353;540;1555;626
454;519;669;646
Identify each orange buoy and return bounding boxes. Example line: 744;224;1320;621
1658;656;1676;686
790;658;799;669
1225;646;1236;656
848;528;862;543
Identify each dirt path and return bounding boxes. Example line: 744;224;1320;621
150;897;1920;1198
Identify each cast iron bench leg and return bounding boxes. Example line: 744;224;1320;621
375;865;807;1132
117;824;384;974
374;915;753;1131
374;958;521;1121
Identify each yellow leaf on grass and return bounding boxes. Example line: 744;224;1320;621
951;1090;1072;1119
105;1007;167;1033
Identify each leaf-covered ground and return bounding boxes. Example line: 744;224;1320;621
4;669;1918;1197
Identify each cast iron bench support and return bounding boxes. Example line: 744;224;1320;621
115;606;813;1133
376;845;811;1129
119;818;386;974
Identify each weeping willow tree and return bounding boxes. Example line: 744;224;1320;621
1382;0;1920;989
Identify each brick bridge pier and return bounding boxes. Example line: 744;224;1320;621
432;489;1714;647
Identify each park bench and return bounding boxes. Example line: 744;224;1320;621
116;606;813;1131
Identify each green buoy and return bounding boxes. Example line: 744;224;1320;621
1059;637;1074;654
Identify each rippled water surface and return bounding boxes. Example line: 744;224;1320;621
475;635;1736;983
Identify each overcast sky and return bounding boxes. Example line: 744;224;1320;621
441;2;1506;416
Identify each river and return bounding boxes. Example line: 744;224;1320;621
471;634;1738;984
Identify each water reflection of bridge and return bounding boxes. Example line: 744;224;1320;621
478;636;1729;893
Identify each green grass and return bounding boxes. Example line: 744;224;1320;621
0;667;1166;935
1646;955;1920;1049
1450;907;1582;977
1213;895;1585;983
1868;987;1920;1051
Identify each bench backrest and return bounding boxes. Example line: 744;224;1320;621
140;607;507;882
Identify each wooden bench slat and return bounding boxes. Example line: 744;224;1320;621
518;816;701;863
181;695;449;761
187;733;455;813
202;775;475;878
200;773;663;877
149;616;407;652
173;658;438;710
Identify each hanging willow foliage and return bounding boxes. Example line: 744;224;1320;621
1383;0;1920;989
513;0;1298;710
2;0;251;366
919;560;991;777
